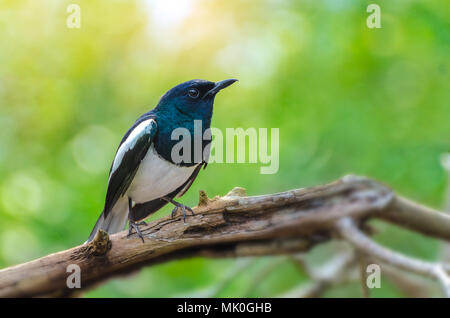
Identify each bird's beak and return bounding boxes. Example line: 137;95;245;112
204;79;238;98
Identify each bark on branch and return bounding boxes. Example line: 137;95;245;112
0;175;449;297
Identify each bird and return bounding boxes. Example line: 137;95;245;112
86;79;237;243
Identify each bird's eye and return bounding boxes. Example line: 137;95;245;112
188;88;200;99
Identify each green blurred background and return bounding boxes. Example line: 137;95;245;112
0;0;449;297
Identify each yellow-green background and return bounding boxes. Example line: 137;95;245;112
0;0;449;297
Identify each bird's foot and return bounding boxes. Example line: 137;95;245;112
127;220;146;243
162;196;195;223
170;203;195;223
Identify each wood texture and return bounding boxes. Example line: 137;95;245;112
0;175;448;297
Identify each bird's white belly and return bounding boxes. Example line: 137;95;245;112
127;145;197;203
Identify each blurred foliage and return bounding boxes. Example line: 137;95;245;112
0;0;449;297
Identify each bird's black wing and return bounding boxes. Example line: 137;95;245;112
103;118;157;218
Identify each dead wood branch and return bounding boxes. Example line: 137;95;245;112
0;175;449;297
336;217;450;297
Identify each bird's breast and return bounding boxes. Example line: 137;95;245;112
127;145;198;203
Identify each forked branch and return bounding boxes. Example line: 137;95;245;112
0;175;449;297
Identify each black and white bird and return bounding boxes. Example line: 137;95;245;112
87;79;237;243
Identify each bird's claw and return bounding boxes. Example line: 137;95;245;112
170;204;195;223
127;221;145;243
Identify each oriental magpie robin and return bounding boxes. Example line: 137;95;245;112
87;79;237;242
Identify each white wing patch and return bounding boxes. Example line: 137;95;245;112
110;119;156;178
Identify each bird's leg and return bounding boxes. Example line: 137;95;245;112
162;196;195;222
127;197;145;243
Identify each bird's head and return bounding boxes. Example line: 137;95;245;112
155;79;237;120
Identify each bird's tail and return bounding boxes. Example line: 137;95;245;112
86;198;129;243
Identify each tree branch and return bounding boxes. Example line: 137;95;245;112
0;175;449;297
335;217;450;297
283;250;357;298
